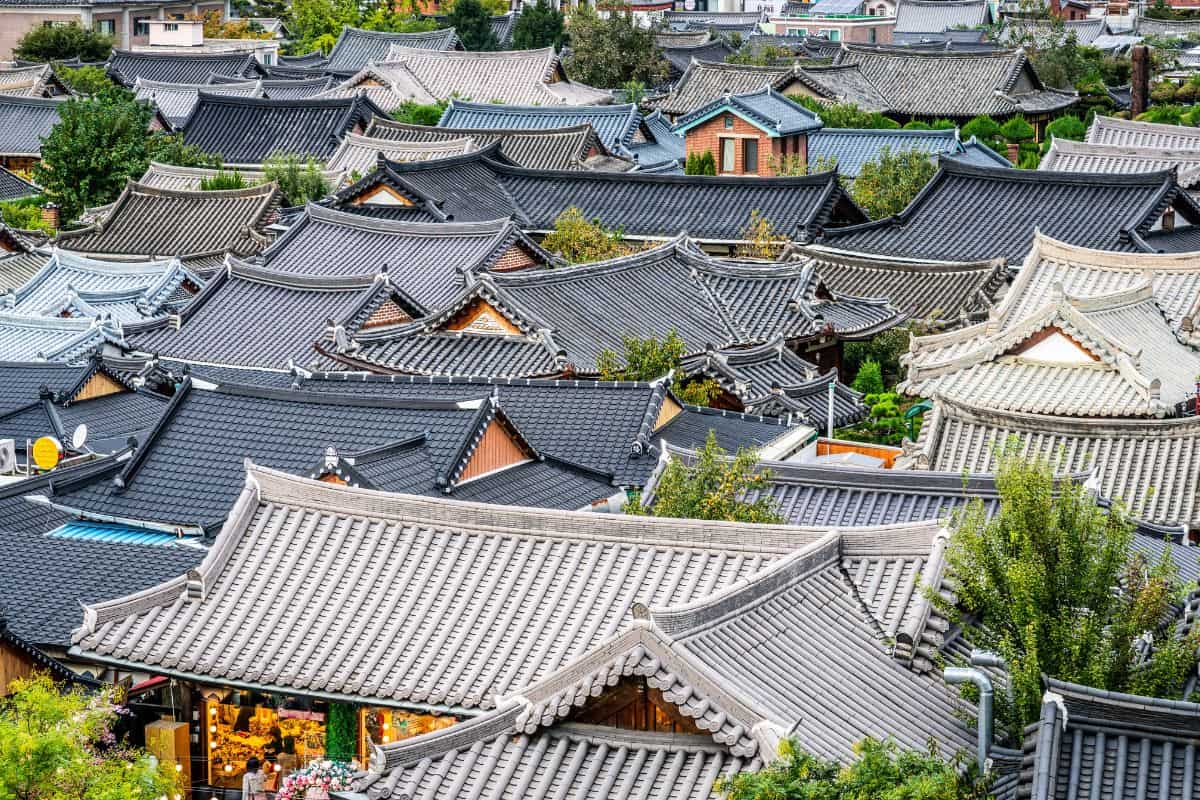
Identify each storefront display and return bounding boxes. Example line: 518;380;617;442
358;708;457;762
204;697;327;789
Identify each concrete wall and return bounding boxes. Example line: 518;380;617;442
0;10;83;60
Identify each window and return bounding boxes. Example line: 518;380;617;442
868;27;876;42
135;18;150;35
720;138;735;173
724;114;734;129
743;139;758;174
821;28;841;40
94;19;115;35
164;22;179;30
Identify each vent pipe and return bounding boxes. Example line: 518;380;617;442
944;665;994;773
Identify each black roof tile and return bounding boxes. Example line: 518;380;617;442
106;49;261;87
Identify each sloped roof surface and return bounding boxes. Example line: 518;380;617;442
437;100;641;154
659;60;792;117
0;166;38;201
135;161;342;192
675;86;824;136
0;95;64;157
55;181;277;260
792;64;891;110
325;26;458;73
107;49;259;86
0;360;90;414
0;313;124;363
1039;137;1200;188
807;127;961;178
0;64;59;98
325;132;476;175
662;38;736;75
179;94;385;165
1087;114;1200;149
133;77;262;128
820;160;1195;263
257;76;336;99
894;0;990;33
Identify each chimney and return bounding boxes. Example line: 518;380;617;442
1164;207;1176;232
1006;143;1020;165
40;203;59;231
1131;44;1150;118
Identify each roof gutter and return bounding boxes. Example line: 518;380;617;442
63;649;482;718
25;495;207;539
944;664;994;773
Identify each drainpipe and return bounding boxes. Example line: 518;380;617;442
944;666;994;773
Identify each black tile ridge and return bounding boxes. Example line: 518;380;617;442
491;157;842;186
189;92;370;109
206;379;491;410
305;371;664;390
0;449;127;500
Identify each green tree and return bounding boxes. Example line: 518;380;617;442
263;152;330;204
540;206;632;263
736;209;788;259
56;65;113;95
325;703;358;762
0;197;53;234
684;151;716;175
597;329;722;406
717;737;990;800
286;0;359;54
14;22;112;62
391;99;448;126
792;96;899;129
447;0;500;50
146;132;222;168
564;6;668;89
511;0;565;50
851;358;884;395
843;325;912;387
626;430;782;522
937;446;1199;742
0;673;181;800
850;146;937;219
1042;114;1086;154
33;86;154;220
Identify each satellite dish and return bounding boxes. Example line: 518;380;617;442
71;424;88;451
32;436;62;471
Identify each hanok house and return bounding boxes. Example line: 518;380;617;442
673;86;823;175
0;95;64;173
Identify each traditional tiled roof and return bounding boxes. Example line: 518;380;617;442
1135;15;1200;37
256;76;336;99
3;249;202;323
135;160;344;192
364;117;629;171
0;382;168;457
0;95;64;157
662;38;736;77
132;76;262;128
73;462;963;737
1039;137;1200;188
324;131;476;175
1023;678;1200;800
807;127;963;178
437;100;641;153
899;394;1200;528
378;47;611;105
0;64;67;98
674;85;824;137
337;236;902;376
837;46;1076;118
655;29;713;47
949;136;1014;168
55;181;279;261
277;50;328;68
820;160;1200;264
902;281;1200;417
1087;114;1200;149
325;26;459;74
1000;17;1107;47
894;0;991;33
0;165;38;202
178;94;388;166
258;203;551;310
786;244;1003;324
106;49;260;87
0;313;125;363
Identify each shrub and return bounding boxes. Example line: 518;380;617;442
15;21;112;62
199;170;248;190
263;153;330;205
851;358;884;395
391;99;447;126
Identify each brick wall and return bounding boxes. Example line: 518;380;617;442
491;243;539;272
684;113;809;175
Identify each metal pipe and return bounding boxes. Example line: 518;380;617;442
944;666;993;773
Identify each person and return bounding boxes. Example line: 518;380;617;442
276;736;298;779
242;757;267;800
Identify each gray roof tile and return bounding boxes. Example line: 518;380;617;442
807;127;962;178
106;49;261;86
0;165;38;201
0;95;64;158
325;26;458;74
894;0;991;33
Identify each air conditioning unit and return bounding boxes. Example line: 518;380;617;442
0;439;17;474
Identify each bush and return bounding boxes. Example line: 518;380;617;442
263;153;330;205
851;358;884;395
0;198;52;234
961;114;1001;142
902;120;931;130
1000;115;1035;143
446;0;500;50
540;206;632;264
850;146;938;219
596;330;722;406
199;171;248;190
792;95;899;129
56;65;113;95
684;151;716;175
1042;115;1086;154
391;100;447;126
146;132;222;168
15;21;112;62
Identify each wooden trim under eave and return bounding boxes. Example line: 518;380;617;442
71;371;126;402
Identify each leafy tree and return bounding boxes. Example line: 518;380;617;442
792;95;898;129
903;120;931;130
0;673;181;800
843;326;912;387
850;146;937;219
447;0;500;50
1042;114;1087;154
146;132;222;168
564;6;668;89
736;209;788;259
286;0;358;54
961;114;1001;142
391;99;448;126
0;197;53;234
33;86;154;220
540;206;633;263
717;737;990;800
199;170;249;190
851;358;883;395
263;153;330;205
597;330;722;406
725;44;785;66
936;446;1199;742
195;9;273;39
1000;115;1035;144
511;0;565;50
56;65;113;95
15;22;112;62
626;430;782;523
684;151;716;175
358;5;439;32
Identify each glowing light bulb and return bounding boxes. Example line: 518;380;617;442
209;724;216;733
175;763;183;772
209;707;216;716
209;742;216;750
224;764;233;773
274;764;282;773
382;735;390;743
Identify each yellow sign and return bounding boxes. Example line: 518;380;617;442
32;436;62;471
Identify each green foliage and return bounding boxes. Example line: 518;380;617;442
684;151;716;175
390;99;448;126
540;206;632;263
792;95;899;129
838;391;909;446
55;65;113;95
286;0;359;53
596;330;722;407
736;209;788;259
15;21;112;62
511;0;565;51
0;673;181;800
0;197;52;234
357;0;440;33
903;120;932;130
199;170;248;190
961;114;1001;142
717;737;991;800
263;153;330;205
1041;114;1086;154
999;115;1035;143
937;446;1198;742
620;80;646;106
626;430;782;522
447;0;501;50
325;703;358;763
563;6;668;89
146;132;222;168
843;325;912;387
33;86;154;220
851;358;884;395
725;44;786;66
850;146;938;220
929;118;957;130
